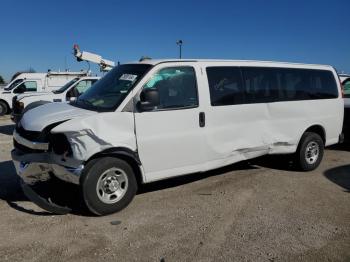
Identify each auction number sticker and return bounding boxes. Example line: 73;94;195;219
119;74;137;81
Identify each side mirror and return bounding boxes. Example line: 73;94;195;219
138;88;159;111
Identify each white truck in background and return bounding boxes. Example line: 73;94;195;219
0;71;90;115
12;76;100;122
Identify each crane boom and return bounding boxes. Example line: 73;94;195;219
73;44;115;72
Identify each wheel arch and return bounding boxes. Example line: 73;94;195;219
84;147;145;185
298;124;326;146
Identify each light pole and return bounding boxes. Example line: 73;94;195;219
176;40;183;59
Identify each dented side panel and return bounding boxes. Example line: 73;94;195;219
51;112;136;161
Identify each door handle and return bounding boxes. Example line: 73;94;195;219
199;112;205;127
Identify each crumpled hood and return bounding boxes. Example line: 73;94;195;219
20;102;97;131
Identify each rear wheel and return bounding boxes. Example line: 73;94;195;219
0;101;8;116
81;157;137;216
295;132;324;171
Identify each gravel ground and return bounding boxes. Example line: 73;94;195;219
0;115;349;262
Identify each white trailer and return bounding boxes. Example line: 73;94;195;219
0;71;89;115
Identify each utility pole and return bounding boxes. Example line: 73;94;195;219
176;40;183;59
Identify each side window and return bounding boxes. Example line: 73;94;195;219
75;80;96;95
242;67;280;103
13;81;37;93
280;69;312;101
343;79;350;98
143;67;198;109
68;79;97;98
279;69;338;101
206;67;244;106
311;71;338;99
24;81;37;92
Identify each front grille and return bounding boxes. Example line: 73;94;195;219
13;139;45;154
15;125;46;142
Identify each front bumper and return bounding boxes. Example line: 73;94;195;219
11;149;83;185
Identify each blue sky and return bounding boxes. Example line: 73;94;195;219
0;0;349;81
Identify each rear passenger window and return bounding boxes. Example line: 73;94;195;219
143;67;198;109
206;66;338;106
278;68;338;101
242;67;280;103
311;71;338;99
206;67;244;106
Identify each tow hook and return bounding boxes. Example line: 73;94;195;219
20;179;72;215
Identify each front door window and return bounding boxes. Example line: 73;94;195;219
143;67;198;109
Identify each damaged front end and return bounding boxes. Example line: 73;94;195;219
11;124;85;214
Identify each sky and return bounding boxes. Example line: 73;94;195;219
0;0;349;82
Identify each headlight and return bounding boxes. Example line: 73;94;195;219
49;133;72;156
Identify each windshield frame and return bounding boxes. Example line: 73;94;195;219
4;79;24;91
72;64;153;112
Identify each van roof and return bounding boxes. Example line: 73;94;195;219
133;59;334;70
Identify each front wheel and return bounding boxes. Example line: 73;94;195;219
295;132;324;171
81;157;138;216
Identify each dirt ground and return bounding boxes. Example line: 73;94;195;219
0;115;349;262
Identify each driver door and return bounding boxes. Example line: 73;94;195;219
134;64;206;182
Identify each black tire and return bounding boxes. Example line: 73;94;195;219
0;101;8;116
81;157;138;216
295;132;324;171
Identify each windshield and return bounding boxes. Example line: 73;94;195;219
74;64;152;111
4;79;23;91
53;78;80;94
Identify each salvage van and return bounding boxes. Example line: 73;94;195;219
12;59;344;215
0;71;89;115
11;76;100;122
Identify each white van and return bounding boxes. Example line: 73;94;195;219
11;76;100;122
0;71;89;115
12;59;344;215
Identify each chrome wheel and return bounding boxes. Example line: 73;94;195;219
305;141;319;165
96;167;128;204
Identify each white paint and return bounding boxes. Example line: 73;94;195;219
17;59;344;185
